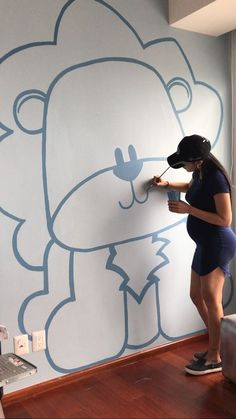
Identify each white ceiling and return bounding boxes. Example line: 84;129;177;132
168;0;236;36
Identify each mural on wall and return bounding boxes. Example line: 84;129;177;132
0;0;231;373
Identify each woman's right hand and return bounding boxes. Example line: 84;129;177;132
152;176;169;188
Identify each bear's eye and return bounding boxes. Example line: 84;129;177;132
167;78;192;113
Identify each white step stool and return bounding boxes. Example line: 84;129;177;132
221;314;236;383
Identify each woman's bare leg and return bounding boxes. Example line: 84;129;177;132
190;269;208;328
0;401;5;419
200;267;225;363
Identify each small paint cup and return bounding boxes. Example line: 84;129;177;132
167;190;180;201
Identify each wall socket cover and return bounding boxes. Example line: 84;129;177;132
13;334;29;355
0;325;9;341
32;330;46;352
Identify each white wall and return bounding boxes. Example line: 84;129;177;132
0;0;233;391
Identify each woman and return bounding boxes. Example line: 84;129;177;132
153;134;236;375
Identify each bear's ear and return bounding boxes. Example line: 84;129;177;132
13;89;46;134
167;77;192;113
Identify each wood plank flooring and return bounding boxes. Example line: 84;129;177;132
3;337;236;418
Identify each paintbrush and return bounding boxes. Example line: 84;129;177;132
146;166;170;191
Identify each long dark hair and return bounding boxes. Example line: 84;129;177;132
201;152;232;196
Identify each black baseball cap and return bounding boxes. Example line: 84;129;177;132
167;135;211;169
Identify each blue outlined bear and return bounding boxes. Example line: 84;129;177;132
0;0;226;372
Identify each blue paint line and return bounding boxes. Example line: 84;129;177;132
153;272;207;343
13;89;46;135
0;206;23;223
113;145;143;182
18;240;53;335
45;340;128;374
167;77;192;113
0;0;76;64
0;122;13;142
124;237;170;303
2;0;225;373
151;236;170;270
125;280;158;304
0;0;223;149
0;207;44;270
0;41;55;64
18;288;47;337
48;217;187;253
106;246;130;291
126;282;160;350
44;250;129;373
95;1;223;147
40;51;222;231
119;180;149;210
159;327;207;342
54;0;76;41
95;0;144;47
41;54;186;226
12;221;44;271
49;155;165;221
126;332;160;350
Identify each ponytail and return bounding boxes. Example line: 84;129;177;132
201;153;232;197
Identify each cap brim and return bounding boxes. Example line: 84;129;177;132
167;152;184;169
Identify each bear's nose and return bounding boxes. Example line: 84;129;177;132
113;145;143;181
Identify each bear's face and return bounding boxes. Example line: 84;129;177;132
45;60;184;250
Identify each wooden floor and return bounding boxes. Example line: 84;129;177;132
3;338;236;418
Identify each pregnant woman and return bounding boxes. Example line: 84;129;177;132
153;134;236;375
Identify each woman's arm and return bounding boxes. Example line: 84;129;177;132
152;176;191;193
168;193;232;227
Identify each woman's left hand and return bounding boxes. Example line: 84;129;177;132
168;200;191;214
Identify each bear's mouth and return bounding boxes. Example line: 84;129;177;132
118;180;149;209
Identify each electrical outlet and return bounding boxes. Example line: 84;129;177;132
32;330;46;352
13;334;29;355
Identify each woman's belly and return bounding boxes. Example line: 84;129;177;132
187;215;236;249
